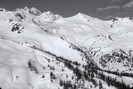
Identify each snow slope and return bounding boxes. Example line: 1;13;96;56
0;7;133;89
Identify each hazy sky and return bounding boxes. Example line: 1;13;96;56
0;0;133;19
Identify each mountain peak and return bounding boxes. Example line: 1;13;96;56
29;7;42;15
15;7;42;16
76;12;88;17
71;12;94;22
33;11;62;24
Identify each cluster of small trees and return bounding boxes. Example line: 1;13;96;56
11;23;24;34
100;49;133;68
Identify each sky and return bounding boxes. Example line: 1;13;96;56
0;0;133;19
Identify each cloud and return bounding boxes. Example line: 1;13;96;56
96;0;133;18
111;0;122;1
123;1;133;8
97;0;133;11
110;0;127;1
97;5;120;11
106;0;125;2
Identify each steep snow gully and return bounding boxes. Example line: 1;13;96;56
0;7;133;89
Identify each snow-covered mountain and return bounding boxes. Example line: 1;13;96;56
0;7;133;89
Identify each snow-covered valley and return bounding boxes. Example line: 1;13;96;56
0;7;133;89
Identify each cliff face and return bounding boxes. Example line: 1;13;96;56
0;8;133;89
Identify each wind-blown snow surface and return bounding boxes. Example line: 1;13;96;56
0;7;133;89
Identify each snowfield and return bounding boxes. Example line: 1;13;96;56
0;7;133;89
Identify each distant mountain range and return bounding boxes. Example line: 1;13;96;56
0;7;133;89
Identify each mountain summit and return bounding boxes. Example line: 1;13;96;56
0;7;133;89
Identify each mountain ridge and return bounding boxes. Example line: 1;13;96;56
0;7;133;89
